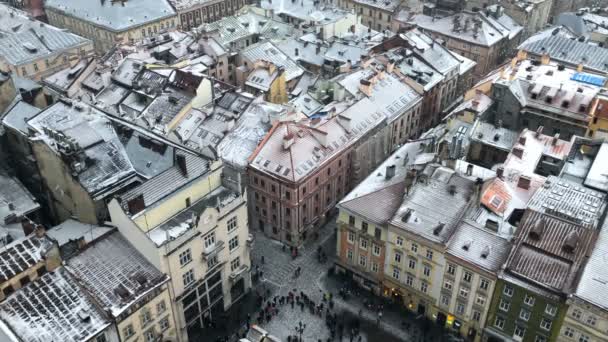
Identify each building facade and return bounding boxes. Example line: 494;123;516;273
45;0;178;53
108;157;252;342
169;0;250;31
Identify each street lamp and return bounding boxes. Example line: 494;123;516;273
294;320;306;342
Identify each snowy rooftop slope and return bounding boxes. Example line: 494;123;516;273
0;267;111;342
584;142;608;192
201;11;294;47
240;41;305;82
0;169;40;229
390;165;475;244
1;101;41;135
218;99;281;168
0;4;91;65
527;175;606;228
27;101;137;196
447;220;511;273
46;219;112;247
519;33;608;74
249;97;385;182
409;10;521;47
0;234;53;282
66;231;168;317
339;140;431;225
575;211;608;310
45;0;176;31
337;67;422;123
147;186;239;246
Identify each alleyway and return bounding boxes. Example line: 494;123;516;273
203;219;458;342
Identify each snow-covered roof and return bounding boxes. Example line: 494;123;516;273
527;175;606;228
249;97;385;182
218;99;281;169
27;101;137;196
147;186;239;246
575;213;608;310
45;0;176;32
240;41;305;82
1;100;41;135
583;142;608;192
470;121;518;152
0;169;40;231
66;231;168;317
409;10;522;47
390;165;476;245
339;140;431;225
201;11;294;48
0;267;112;342
46;219;113;247
0;4;91;66
260;0;352;22
0;234;53;282
519;32;608;74
337;67;422;122
447;220;510;273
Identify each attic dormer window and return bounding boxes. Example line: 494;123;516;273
462;240;472;251
563;230;579;253
480;246;491;259
529;219;544;240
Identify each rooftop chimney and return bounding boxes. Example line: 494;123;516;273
21;219;34;236
176;154;188;177
552;133;560;145
517;175;531;190
34;224;45;238
512;146;524;159
535;126;544;137
518;135;526;146
496;166;504;179
283;133;295;150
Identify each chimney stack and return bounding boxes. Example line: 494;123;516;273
21;219;34;236
283;133;295;150
34;224;45;238
176;154;188;177
496;166;504;179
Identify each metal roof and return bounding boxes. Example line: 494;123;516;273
241;41;304;82
0;4;91;65
519;34;608;74
574;213;608;310
505;210;598;293
527;175;606;228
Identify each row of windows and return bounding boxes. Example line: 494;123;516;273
178;216;240;267
445;263;491;291
563;326;591;342
494;315;551;341
122;300;169;339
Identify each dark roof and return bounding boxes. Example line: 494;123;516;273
505;210;597;294
340;182;406;225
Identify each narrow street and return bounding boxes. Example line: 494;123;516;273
203;219;452;342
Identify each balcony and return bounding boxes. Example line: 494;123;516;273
229;264;250;282
202;240;225;260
